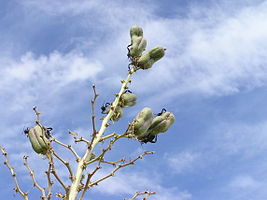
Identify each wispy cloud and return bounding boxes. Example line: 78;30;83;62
93;168;192;200
229;175;261;189
2;0;267;200
165;152;200;174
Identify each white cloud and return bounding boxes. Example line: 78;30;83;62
206;121;267;158
165;152;200;174
0;50;103;117
18;0;267;100
2;51;102;87
92;168;192;200
229;175;261;189
128;1;267;107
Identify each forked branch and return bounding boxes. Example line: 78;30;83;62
125;191;156;200
89;151;154;187
0;148;29;200
23;155;47;200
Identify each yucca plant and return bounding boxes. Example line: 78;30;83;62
1;25;175;200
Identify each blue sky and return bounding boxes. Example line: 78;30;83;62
1;0;267;199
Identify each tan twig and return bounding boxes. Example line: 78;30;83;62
45;162;53;200
125;191;156;200
101;158;126;166
68;130;78;137
85;132;128;166
78;132;136;199
89;151;154;187
51;137;81;162
90;84;99;140
74;136;91;145
33;106;41;122
52;150;74;181
98;132;117;142
0;148;29;200
23;155;47;200
47;154;68;192
79;165;101;200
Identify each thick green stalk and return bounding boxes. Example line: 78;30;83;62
68;70;134;200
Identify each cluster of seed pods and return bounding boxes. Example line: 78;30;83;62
132;107;175;143
128;25;166;70
109;90;137;122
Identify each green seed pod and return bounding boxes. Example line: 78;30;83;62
129;37;147;57
147;112;175;136
133;107;153;138
28;125;50;155
137;47;166;69
111;106;124;122
120;93;137;107
130;25;143;38
148;46;166;61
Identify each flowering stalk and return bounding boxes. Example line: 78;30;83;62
68;68;135;200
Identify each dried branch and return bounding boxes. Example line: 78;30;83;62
74;136;91;145
33;106;41;122
78;131;139;199
90;84;99;140
0;148;29;200
52;150;74;181
125;191;156;200
101;158;126;166
89;151;154;187
85;132;128;166
69;69;137;200
51;137;80;162
45;162;53;200
79;166;101;200
47;154;68;193
23;155;47;200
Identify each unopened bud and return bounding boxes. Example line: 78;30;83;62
27;125;50;155
137;47;166;69
147;112;175;136
133;107;153;138
129;37;147;57
111;106;124;122
120;93;137;107
130;25;143;38
149;46;166;61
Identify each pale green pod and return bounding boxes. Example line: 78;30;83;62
120;93;137;107
111;106;124;122
147;112;175;136
28;128;44;154
137;47;166;69
28;125;49;154
148;46;166;61
130;37;147;57
137;53;152;69
130;25;143;38
133;107;153;137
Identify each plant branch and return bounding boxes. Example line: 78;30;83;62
52;150;74;181
23;156;47;200
47;154;68;193
51;137;80;162
125;191;156;200
68;69;136;200
45;162;53;200
90;84;99;140
0;148;29;200
74;136;91;145
33;106;41;123
79;165;101;200
89;151;153;187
